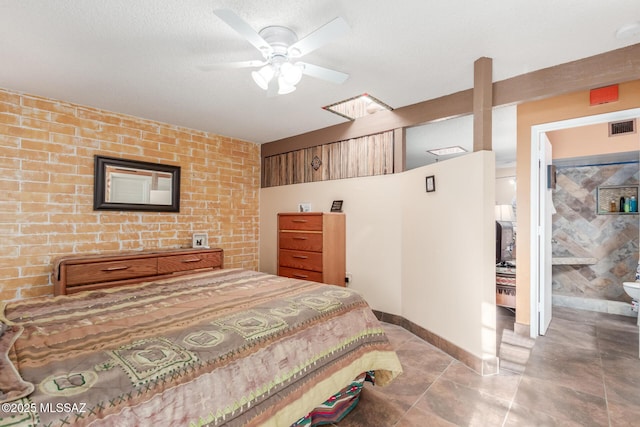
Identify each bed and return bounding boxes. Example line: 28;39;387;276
0;248;402;426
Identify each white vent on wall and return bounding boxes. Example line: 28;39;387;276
608;119;636;136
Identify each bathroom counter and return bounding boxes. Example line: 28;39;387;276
552;257;597;265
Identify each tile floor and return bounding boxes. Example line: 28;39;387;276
338;306;640;426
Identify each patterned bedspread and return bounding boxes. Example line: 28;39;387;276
0;269;402;426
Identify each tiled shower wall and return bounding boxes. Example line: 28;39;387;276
552;162;639;306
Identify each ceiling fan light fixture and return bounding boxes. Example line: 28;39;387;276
280;62;304;86
277;76;297;95
288;47;302;58
213;10;351;97
251;65;275;90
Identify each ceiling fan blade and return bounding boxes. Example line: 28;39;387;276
198;60;267;71
214;9;272;56
288;17;350;57
299;62;349;84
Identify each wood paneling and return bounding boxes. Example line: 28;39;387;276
263;131;394;187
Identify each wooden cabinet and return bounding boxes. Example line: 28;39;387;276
278;212;346;287
53;248;223;295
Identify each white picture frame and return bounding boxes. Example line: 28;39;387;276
298;203;311;212
192;233;208;248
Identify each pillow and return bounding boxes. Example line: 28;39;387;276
0;321;34;403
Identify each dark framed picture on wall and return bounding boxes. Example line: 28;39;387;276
426;175;436;193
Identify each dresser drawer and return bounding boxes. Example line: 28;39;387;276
65;258;158;286
279;232;323;251
279;214;323;231
278;249;322;272
158;251;222;274
278;266;324;283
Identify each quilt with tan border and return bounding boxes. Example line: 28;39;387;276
0;269;402;427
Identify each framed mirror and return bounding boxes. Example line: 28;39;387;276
93;155;180;212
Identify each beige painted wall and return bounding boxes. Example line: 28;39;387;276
515;79;640;329
548;122;638;159
260;173;404;315
400;151;496;359
259;151;496;360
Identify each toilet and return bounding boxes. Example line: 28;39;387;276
623;281;640;312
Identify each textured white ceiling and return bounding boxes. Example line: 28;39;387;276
1;0;639;164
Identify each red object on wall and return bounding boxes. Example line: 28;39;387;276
590;85;619;105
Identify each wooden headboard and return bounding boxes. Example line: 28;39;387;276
53;248;223;296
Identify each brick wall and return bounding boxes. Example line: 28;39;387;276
0;88;260;300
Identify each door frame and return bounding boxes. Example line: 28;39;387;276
529;107;640;338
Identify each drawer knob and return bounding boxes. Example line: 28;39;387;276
293;274;309;279
292;219;308;223
181;258;202;263
293;236;308;240
101;266;130;272
292;255;309;259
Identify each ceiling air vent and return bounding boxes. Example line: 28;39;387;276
608;119;636;136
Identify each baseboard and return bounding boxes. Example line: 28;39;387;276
552;295;637;317
374;310;499;376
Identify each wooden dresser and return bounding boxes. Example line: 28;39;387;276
53;248;223;295
278;212;346;287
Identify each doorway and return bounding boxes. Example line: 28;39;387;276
529;107;640;338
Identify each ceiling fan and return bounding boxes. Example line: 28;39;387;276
206;9;350;96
